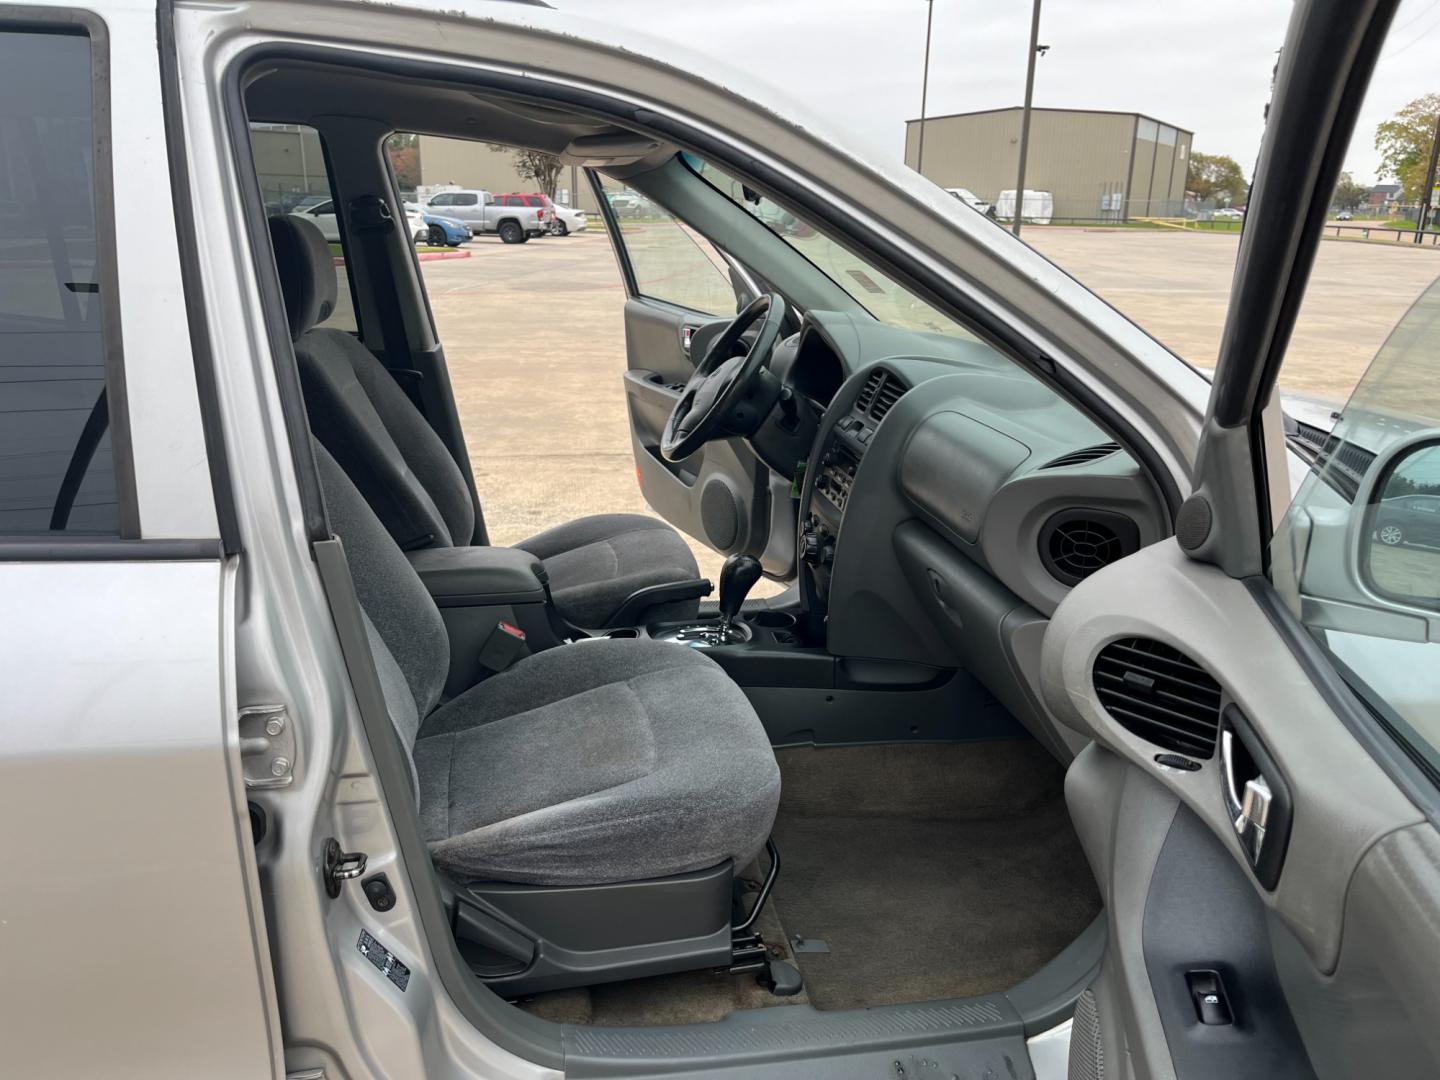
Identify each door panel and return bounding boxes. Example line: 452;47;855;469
621;296;793;575
1041;540;1437;1079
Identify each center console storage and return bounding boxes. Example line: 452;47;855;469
406;546;564;695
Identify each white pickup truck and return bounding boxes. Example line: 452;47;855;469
424;188;546;243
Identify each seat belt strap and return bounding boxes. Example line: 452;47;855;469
347;195;423;409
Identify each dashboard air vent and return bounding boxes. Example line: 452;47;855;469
1039;508;1140;586
870;373;906;421
855;369;909;423
854;369;884;414
1043;443;1121;469
1092;638;1222;758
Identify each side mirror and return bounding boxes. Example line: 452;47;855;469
1361;438;1440;610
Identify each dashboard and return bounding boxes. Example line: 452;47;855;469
771;311;1170;760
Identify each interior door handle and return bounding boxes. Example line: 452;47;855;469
1217;706;1291;889
1221;728;1272;866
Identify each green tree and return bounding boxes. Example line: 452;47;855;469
1186;152;1248;206
385;132;421;190
1375;94;1440;203
1332;171;1369;212
488;144;564;199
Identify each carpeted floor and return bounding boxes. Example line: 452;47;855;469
516;740;1100;1023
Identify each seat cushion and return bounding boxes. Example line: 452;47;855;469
514;513;702;627
412;639;780;886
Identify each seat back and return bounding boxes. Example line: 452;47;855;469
269;215;476;550
313;439;450;797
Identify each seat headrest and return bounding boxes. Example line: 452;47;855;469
268;214;338;339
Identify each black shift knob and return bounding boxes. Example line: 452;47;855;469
718;553;763;622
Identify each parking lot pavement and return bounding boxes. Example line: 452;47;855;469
420;228;1440;589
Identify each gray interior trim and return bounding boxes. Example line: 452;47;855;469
1042;538;1424;973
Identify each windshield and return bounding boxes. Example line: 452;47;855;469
686;156;977;340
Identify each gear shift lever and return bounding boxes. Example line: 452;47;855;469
718;553;763;641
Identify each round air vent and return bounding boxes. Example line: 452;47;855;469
1039;508;1140;586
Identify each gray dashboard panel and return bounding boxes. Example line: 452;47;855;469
899;411;1030;544
1039;538;1423;971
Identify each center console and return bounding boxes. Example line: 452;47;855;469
800;369;896;604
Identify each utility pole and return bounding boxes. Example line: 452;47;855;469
1012;0;1044;237
916;0;935;177
1415;111;1440;244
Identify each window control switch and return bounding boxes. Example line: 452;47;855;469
1186;969;1234;1026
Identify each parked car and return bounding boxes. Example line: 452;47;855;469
549;201;588;235
6;3;1440;1079
1336;209;1354;220
1213;206;1245;220
495;192;555;234
943;187;997;219
291;198;428;243
406;202;471;246
425;188;546;242
1374;492;1440;547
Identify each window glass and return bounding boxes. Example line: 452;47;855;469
690;158;979;340
0;28;120;534
597;173;738;316
1269;0;1440;775
249;123;359;332
456;193;478;206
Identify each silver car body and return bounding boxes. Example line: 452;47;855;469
6;0;1250;1075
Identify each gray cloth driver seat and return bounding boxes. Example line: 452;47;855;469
270;213;703;628
315;438;781;887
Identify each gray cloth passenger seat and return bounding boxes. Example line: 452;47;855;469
269;213;703;628
315;438;781;886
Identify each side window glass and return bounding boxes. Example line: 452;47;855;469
457;193;478;207
0;28;122;535
596;173;738;316
1269;7;1440;775
249;123;359;332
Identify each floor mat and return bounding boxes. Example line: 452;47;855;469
772;796;1100;1010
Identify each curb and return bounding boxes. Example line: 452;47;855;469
417;249;473;262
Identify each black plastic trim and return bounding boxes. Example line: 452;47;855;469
1;8;139;539
222;58;330;544
1222;703;1294;890
0;537;222;561
1245;576;1440;829
156;0;243;555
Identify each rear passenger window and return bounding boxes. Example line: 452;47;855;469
249;123;360;332
0;27;123;534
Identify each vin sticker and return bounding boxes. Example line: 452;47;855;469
358;929;411;992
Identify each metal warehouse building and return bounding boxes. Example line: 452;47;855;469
904;107;1194;223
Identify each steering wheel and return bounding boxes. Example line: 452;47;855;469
660;293;787;462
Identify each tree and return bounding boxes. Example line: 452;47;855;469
1186;152;1249;206
488;144;564;199
385;132;420;190
1332;171;1368;212
1375;93;1440;203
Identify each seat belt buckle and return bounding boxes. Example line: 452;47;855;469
478;620;530;673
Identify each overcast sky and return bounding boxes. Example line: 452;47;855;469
575;0;1440;188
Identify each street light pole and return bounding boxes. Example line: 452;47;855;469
1012;0;1044;237
1415;111;1440;244
916;0;935;177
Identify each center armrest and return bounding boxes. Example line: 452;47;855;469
406;546;548;606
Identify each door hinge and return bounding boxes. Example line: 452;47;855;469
322;837;368;899
238;704;295;788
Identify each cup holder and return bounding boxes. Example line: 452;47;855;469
606;627;640;639
746;611;797;630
